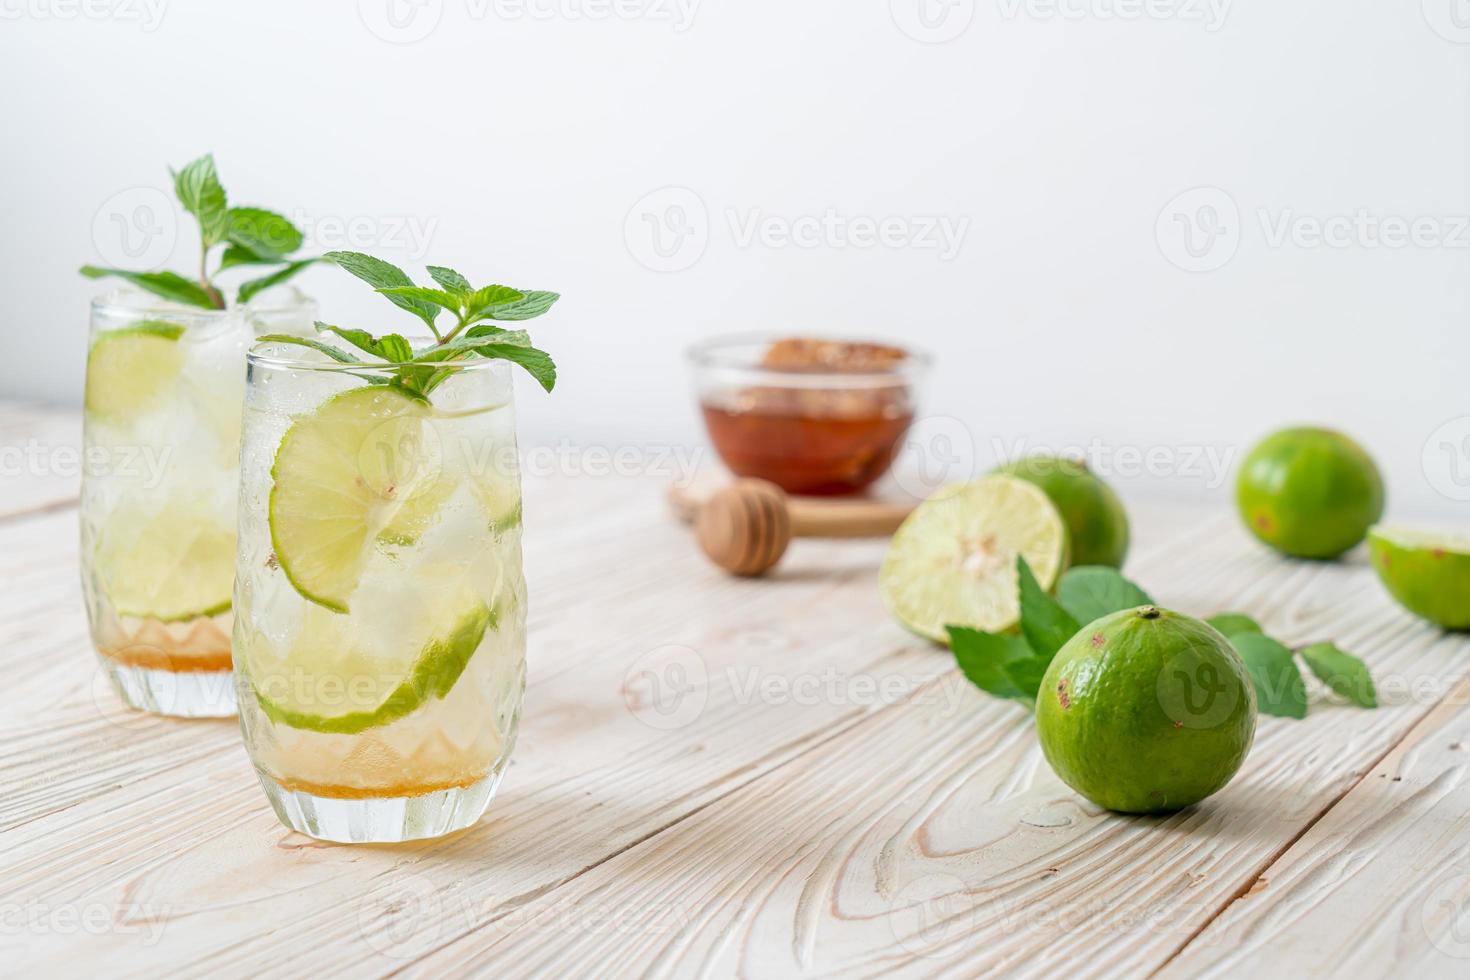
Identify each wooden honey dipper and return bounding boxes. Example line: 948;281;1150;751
693;479;915;576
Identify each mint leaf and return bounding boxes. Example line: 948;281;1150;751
427;266;472;294
324;251;441;331
314;322;414;363
947;627;1036;704
173;154;229;246
1230;633;1308;719
1004;656;1053;702
1300;643;1377;708
79;266;219;309
255;334;365;364
1017;556;1080;662
219;244;272;271
462;284;524;320
377;285;463;314
237;259;314;305
478;289;559;322
470;342;557;392
226;207;303;259
1207;613;1263;637
1055;566;1154;626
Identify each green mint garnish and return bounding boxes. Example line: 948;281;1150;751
259;251;558;399
80;153;316;309
1229;633;1309;719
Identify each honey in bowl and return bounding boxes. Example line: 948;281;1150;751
696;338;919;496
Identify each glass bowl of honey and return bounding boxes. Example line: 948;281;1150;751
688;334;930;496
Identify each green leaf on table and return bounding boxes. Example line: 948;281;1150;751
1300;643;1377;709
226;207;303;259
173;154;229;246
1003;656;1053;703
1207;613;1263;637
79;266;219;309
237;259;315;305
324;251;441;331
1017;556;1081;662
476;289;560;321
1055;566;1154;626
1230;633;1308;719
426;265;472;294
947;627;1037;705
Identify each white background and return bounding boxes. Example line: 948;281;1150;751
2;0;1467;518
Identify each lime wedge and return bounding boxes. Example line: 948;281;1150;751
1369;526;1470;630
378;475;458;547
880;475;1069;643
250;600;494;735
94;504;235;621
84;321;186;422
269;386;442;612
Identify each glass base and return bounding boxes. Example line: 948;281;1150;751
99;658;238;718
257;769;504;843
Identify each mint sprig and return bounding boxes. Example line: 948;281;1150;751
259;251;558;400
81;153;316;309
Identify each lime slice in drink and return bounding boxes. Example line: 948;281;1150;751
473;470;523;535
880;475;1069;643
84;321;186;423
1368;526;1470;630
93;504;235;621
269;386;444;612
377;475;458;547
249;598;495;735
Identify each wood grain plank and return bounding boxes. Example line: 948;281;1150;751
401;541;1470;977
1157;675;1470;979
0;481;1204;976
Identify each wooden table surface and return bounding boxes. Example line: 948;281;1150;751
5;402;1470;978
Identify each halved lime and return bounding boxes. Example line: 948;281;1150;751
249;599;495;735
1369;526;1470;630
84;321;186;422
93;504;235;621
269;385;443;612
880;475;1069;643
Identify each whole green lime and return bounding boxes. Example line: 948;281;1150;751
1036;606;1256;814
1235;427;1384;559
1369;527;1470;631
994;456;1129;568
